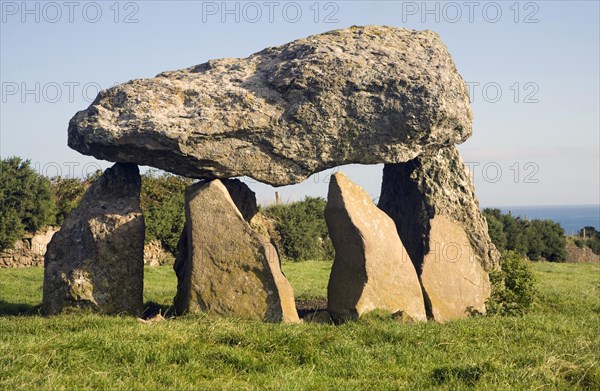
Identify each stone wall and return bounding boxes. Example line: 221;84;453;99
144;240;175;266
1;229;175;268
566;243;600;263
0;227;59;268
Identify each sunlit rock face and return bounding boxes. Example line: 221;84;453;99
173;179;299;323
325;172;427;323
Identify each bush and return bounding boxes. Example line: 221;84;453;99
486;251;537;316
49;173;101;226
483;208;566;262
0;157;56;251
263;197;334;262
1;159;194;257
485;214;507;251
141;171;192;256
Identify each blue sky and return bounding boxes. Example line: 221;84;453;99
1;0;599;206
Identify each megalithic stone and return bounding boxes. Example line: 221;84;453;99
378;146;498;322
325;172;427;323
173;179;299;323
42;163;145;316
67;26;473;186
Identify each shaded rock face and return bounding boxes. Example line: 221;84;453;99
173;180;299;323
42;163;144;316
325;172;427;323
222;178;258;221
68;25;471;186
378;146;496;321
379;146;500;271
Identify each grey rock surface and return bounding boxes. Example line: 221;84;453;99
42;163;144;315
68;25;471;186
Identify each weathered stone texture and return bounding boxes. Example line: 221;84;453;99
419;215;491;322
42;163;144;316
0;227;58;268
68;26;472;186
173;180;298;322
326;172;426;323
378;146;497;321
379;146;500;272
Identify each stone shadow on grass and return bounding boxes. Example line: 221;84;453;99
0;300;41;316
0;300;174;319
140;301;175;320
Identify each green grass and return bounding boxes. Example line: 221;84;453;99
0;262;599;390
282;260;332;300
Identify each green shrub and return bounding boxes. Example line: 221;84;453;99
483;208;567;262
50;174;100;226
587;239;600;256
486;251;537;316
140;171;192;256
485;213;507;251
0;157;56;251
263;197;334;262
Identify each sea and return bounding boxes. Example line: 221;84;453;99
490;205;600;235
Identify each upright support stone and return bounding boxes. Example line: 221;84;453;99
379;146;498;322
326;173;427;323
173;179;299;323
42;163;144;315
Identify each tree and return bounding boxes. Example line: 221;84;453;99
538;220;566;262
523;221;544;261
0;157;56;250
483;208;567;262
577;226;600;255
501;215;528;254
579;226;600;240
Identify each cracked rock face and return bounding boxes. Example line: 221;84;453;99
68;25;471;186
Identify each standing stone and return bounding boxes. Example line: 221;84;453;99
173;179;299;323
379;146;496;322
42;163;144;315
419;215;491;321
325;172;427;323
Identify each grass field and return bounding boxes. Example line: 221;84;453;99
0;261;599;390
